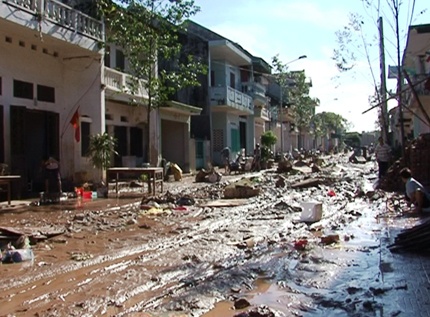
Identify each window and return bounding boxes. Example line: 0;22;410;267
37;85;55;103
105;46;111;67
116;49;125;71
81;122;90;156
230;73;235;89
13;80;33;100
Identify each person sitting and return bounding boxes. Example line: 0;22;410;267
400;167;430;214
44;156;62;194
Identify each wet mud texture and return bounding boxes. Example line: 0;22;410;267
0;156;412;316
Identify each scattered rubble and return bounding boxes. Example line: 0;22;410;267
224;178;260;199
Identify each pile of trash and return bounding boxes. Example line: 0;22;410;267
409;133;430;186
1;233;33;264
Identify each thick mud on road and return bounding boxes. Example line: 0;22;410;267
0;155;408;316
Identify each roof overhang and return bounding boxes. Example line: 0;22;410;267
209;40;252;66
160;100;202;116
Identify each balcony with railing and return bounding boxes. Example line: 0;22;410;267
254;106;270;121
210;86;254;115
242;81;268;107
1;0;103;41
104;67;149;100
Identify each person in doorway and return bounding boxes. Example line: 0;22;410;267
400;167;430;214
220;146;231;174
44;156;62;194
374;137;391;179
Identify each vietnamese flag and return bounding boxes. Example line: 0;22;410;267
70;108;80;142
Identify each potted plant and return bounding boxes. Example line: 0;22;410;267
86;132;117;198
260;131;277;169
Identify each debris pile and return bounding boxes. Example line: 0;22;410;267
379;133;430;191
378;159;406;191
410;133;430;186
224;178;260;199
388;218;430;252
195;169;222;183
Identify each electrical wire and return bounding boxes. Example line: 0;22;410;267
60;64;102;139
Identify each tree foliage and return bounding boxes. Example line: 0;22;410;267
312;112;349;138
271;55;319;140
260;130;278;148
97;0;207;162
87;132;118;180
344;132;362;148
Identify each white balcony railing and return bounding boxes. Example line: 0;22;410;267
3;0;103;40
104;67;148;99
210;86;254;114
261;107;270;120
254;106;270;121
242;81;268;106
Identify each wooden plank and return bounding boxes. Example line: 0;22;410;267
199;199;249;207
291;178;321;189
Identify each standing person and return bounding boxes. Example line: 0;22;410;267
374;137;391;179
252;144;261;171
220;146;231;174
400;167;430;214
44;156;62;194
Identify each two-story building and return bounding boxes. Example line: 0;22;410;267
0;0;104;193
187;21;275;164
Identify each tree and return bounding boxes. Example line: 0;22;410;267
98;0;206;164
271;56;320;149
332;0;427;151
286;71;320;149
260;130;277;161
87;132;118;184
312;112;349;139
344;132;362;148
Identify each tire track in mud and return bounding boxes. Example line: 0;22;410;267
0;199;270;316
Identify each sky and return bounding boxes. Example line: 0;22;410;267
191;0;430;132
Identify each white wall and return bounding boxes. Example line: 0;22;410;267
0;30;103;179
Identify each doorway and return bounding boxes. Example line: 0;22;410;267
239;121;246;153
10;106;59;194
114;126;127;166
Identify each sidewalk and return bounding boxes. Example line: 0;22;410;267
380;216;430;316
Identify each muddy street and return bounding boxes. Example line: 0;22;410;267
0;155;423;316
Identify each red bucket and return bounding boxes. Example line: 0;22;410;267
82;191;92;199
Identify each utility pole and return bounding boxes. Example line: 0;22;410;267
279;84;284;155
394;4;406;157
378;17;389;144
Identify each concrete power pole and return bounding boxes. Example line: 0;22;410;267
378;17;390;144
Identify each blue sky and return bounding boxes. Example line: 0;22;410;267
191;0;429;132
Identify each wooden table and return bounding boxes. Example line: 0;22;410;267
0;175;21;205
107;167;163;197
